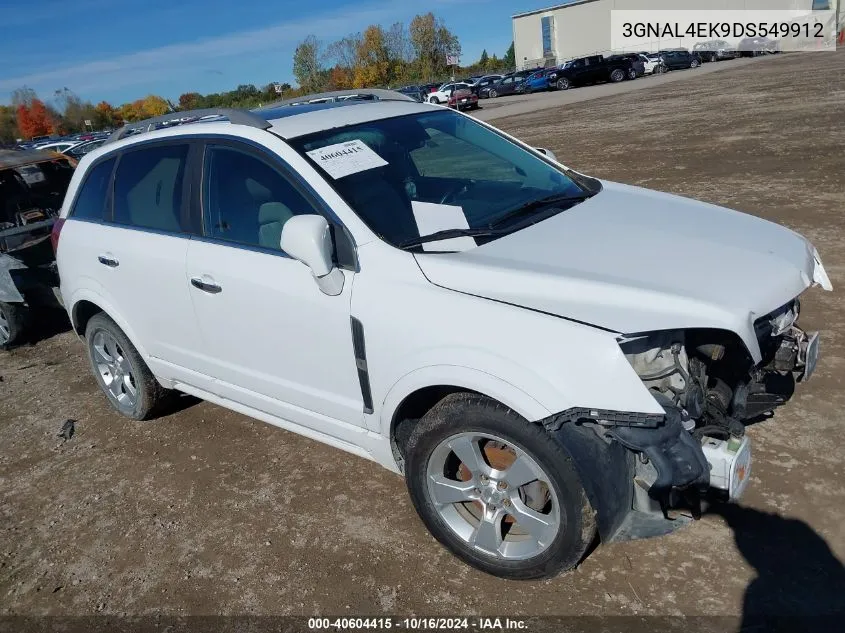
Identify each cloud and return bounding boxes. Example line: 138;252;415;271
0;1;402;97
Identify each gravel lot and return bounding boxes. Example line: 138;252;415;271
2;51;844;625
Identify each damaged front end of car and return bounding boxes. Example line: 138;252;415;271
543;289;829;543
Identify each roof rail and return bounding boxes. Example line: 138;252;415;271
105;108;272;145
265;88;415;108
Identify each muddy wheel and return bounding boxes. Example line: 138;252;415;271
0;301;26;350
85;313;170;420
404;393;595;579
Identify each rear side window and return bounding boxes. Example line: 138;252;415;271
70;158;115;221
113;144;188;232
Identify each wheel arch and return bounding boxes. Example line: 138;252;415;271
67;291;151;360
382;365;552;470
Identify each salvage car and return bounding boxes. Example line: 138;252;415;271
55;94;832;579
1;149;75;348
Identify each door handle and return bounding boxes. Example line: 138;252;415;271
97;255;119;267
190;277;222;294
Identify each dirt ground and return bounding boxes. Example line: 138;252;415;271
2;51;844;623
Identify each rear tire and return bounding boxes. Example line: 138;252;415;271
690;59;700;68
84;313;171;420
404;393;595;579
429;96;439;104
610;69;625;82
627;68;637;80
0;301;27;350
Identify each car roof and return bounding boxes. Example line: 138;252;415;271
86;100;437;158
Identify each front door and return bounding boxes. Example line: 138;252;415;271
185;141;365;434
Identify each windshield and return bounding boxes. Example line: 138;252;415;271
290;110;590;250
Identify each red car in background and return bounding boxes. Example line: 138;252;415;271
448;87;478;111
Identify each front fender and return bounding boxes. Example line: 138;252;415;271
379;364;552;436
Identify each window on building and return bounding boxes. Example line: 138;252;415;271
812;0;830;10
541;16;554;58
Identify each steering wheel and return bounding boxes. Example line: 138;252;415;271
439;180;475;205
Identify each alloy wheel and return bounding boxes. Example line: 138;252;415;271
425;431;561;560
92;329;138;408
0;309;9;344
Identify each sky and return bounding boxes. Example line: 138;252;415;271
0;0;552;107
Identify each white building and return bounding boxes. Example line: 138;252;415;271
512;0;837;69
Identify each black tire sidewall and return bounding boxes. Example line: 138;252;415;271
611;69;624;82
84;313;159;420
405;394;594;579
0;301;27;350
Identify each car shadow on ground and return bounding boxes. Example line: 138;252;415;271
708;502;845;630
20;306;72;348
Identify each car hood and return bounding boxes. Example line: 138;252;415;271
414;181;832;362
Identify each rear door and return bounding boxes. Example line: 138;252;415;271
60;141;209;388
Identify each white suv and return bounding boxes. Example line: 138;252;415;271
54;90;832;579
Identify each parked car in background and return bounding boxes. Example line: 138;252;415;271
606;53;645;77
427;82;473;105
1;149;75;348
657;49;702;70
65;139;106;161
517;69;552;94
739;36;778;56
639;53;663;75
447;87;479;111
35;140;81;154
548;55;637;90
468;75;504;98
483;74;525;98
693;40;738;62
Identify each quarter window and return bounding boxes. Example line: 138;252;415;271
70;157;115;221
202;145;319;252
112;144;188;232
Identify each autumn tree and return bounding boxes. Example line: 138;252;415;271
409;13;461;81
94;101;117;128
178;92;202;110
353;25;391;88
16;98;53;139
293;35;324;93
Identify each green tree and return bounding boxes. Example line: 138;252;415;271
409;12;461;81
0;105;19;143
504;41;515;69
293;35;324;93
479;49;489;69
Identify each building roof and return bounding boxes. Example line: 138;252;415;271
512;0;601;20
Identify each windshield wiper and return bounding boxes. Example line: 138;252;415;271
487;193;591;229
398;227;503;250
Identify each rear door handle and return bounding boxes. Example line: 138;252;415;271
97;255;119;267
190;277;222;294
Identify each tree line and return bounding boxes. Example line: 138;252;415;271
1;11;516;144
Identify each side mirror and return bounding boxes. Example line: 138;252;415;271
535;147;558;162
280;215;344;296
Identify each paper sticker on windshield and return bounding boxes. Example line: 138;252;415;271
306;140;388;179
411;201;476;252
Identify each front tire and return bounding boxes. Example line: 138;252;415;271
85;313;170;420
690;59;700;68
556;78;570;90
488;89;497;98
428;96;439;104
0;301;27;350
404;393;595;579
